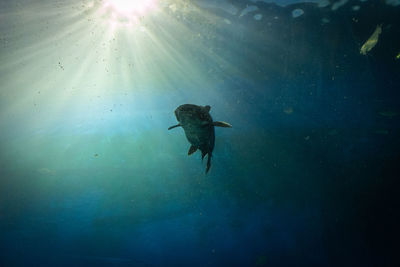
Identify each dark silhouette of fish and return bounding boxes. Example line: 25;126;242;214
168;104;232;173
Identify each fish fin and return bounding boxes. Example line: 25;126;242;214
168;124;181;130
188;145;197;156
213;121;232;128
201;150;206;162
205;153;211;173
204;105;211;112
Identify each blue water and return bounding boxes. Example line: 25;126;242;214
1;0;399;266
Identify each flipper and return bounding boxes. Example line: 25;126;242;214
213;121;232;128
168;124;181;130
188;145;197;155
206;153;212;173
201;150;207;162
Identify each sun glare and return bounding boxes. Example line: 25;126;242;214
103;0;156;16
100;0;157;28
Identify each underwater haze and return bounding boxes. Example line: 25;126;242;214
1;0;400;266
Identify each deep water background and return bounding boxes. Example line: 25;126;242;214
1;0;400;266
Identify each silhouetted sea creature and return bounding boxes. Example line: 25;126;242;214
168;104;232;173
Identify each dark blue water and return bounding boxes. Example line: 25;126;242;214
1;0;399;266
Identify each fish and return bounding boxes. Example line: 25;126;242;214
168;104;232;173
360;24;382;55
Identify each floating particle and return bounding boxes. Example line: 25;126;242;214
352;5;360;11
332;0;349;11
169;4;177;12
283;107;293;114
254;14;262;20
37;168;54;175
321;18;330;24
318;0;330;7
239;5;258;17
385;0;400;7
292;8;304;18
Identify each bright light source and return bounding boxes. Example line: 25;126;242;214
101;0;157;28
103;0;156;16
